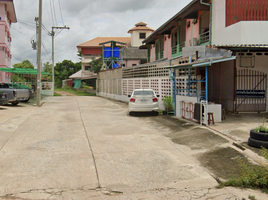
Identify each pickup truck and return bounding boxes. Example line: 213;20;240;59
7;83;35;102
0;83;29;105
0;90;8;105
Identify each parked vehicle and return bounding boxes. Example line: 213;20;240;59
0;83;29;105
0;90;8;105
7;83;35;102
128;89;159;115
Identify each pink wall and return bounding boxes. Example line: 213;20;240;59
185;18;200;47
0;3;16;82
123;60;140;67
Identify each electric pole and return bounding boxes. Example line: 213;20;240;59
50;26;70;95
37;0;42;106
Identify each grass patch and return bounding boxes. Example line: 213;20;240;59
219;147;268;193
54;92;62;96
55;86;95;96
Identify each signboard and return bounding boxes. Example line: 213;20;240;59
236;90;265;98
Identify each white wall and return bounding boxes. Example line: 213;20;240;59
212;0;268;45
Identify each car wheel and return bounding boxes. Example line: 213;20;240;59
250;129;268;141
129;112;133;116
248;137;268;148
11;102;19;106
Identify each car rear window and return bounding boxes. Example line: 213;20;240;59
133;91;154;95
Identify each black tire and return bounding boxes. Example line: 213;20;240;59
21;98;30;102
129;112;133;116
11;102;19;106
250;129;268;141
248;137;268;148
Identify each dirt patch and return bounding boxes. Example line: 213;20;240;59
198;147;248;180
54;91;76;96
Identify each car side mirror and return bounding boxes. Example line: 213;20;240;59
128;95;131;97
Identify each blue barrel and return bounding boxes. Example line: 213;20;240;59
104;47;111;58
112;63;119;68
113;47;120;58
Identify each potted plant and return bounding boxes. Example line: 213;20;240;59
248;118;268;148
162;95;174;115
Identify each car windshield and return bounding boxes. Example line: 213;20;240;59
133;91;154;95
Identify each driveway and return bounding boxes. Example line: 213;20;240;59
0;96;267;200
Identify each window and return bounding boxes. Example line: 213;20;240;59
85;66;91;70
139;33;146;39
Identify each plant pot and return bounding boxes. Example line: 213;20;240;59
250;129;268;141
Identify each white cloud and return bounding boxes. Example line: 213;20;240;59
11;0;192;67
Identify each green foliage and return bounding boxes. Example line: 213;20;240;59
89;57;102;73
42;62;52;81
13;60;34;69
163;95;174;111
220;147;268;193
254;117;268;133
54;60;81;88
11;60;35;83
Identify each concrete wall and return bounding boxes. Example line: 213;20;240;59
212;0;268;45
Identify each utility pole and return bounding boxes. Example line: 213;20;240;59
36;0;42;106
50;26;70;94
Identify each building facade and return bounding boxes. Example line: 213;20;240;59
97;0;268;118
0;0;16;82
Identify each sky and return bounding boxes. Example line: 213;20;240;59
11;0;192;67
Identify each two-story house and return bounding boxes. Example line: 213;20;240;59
0;0;17;82
72;22;154;88
97;0;268;121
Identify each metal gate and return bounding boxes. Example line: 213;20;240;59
235;69;267;112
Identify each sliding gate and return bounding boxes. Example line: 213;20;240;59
235;69;267;112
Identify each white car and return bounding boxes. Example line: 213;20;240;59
128;89;159;115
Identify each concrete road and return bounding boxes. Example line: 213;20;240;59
0;96;267;200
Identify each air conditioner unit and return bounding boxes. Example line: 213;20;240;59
189;38;198;46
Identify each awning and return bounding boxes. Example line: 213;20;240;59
0;68;52;75
164;56;236;69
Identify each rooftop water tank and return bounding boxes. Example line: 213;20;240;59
104;47;111;58
113;47;120;58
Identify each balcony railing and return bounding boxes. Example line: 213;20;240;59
199;31;209;45
172;45;177;54
160;51;164;59
179;41;185;52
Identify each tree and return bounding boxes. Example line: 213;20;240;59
89;57;102;73
11;60;35;82
42;62;52;81
54;60;81;87
13;60;34;69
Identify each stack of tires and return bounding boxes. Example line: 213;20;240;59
248;129;268;148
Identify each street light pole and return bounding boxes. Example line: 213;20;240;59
37;0;42;106
51;26;70;94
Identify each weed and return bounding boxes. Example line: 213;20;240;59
220;147;268;193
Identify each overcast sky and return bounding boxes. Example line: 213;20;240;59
11;0;192;67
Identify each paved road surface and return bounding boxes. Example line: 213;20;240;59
0;96;267;199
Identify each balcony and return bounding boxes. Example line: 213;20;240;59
172;46;177;54
179;41;185;52
199;31;209;45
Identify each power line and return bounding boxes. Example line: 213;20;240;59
52;0;58;26
49;0;55;26
58;0;64;25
